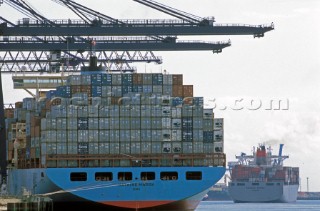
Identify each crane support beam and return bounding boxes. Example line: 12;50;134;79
0;72;6;179
0;40;231;52
0;20;274;37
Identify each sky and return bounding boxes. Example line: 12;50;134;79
1;0;320;191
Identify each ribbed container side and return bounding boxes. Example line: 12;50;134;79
111;86;122;97
56;131;67;142
101;74;112;86
56;118;67;130
152;73;163;85
182;106;193;117
131;142;141;154
214;142;223;153
214;130;223;142
172;85;183;97
192;118;203;129
67;130;78;142
99;130;110;142
203;131;214;143
171;107;182;118
131;130;141;142
91;85;102;97
119;130;130;141
99;142;110;154
182;130;193;142
81;75;92;85
151;142;161;153
162;129;171;141
57;143;67;154
112;74;122;86
172;142;182;153
162;85;173;96
203;119;213;131
67;75;81;86
133;73;143;85
163;74;173;85
88;142;99;154
101;86;112;97
78;130;89;142
193;141;204;153
142;85;153;93
193;130;203;142
214;118;224;129
110;130;120;142
183;85;193;97
141;142;152;154
182;142;193;153
91;73;102;86
151;118;162;129
120;142;131;154
141;130;152;142
172;74;183;85
130;118;141;130
151;130;162;142
89;130;99;142
162;142;171;153
119;118;130;130
203;108;214;119
151;107;162;117
142;74;153;85
171;130;182;141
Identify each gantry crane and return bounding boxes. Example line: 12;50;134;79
0;0;274;181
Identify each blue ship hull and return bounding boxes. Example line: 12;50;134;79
7;166;225;210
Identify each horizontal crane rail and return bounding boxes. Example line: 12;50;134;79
0;18;274;36
0;40;231;52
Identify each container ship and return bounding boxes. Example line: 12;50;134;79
228;143;299;203
4;57;226;210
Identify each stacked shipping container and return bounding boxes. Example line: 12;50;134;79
5;73;224;168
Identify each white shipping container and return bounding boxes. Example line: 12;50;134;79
172;142;182;153
171;107;182;118
172;119;181;129
162;142;171;153
162;117;171;129
182;142;193;154
162;129;171;141
193;142;204;153
171;130;182;141
78;130;89;142
77;106;88;117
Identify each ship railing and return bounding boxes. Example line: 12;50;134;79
38;153;226;168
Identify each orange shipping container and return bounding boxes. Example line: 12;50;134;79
133;74;143;85
15;102;23;108
172;74;183;85
172;85;183;97
4;108;14;118
183;85;193;97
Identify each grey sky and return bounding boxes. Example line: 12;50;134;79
1;0;320;191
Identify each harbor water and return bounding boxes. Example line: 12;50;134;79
196;200;320;211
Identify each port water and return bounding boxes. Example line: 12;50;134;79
196;200;320;211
